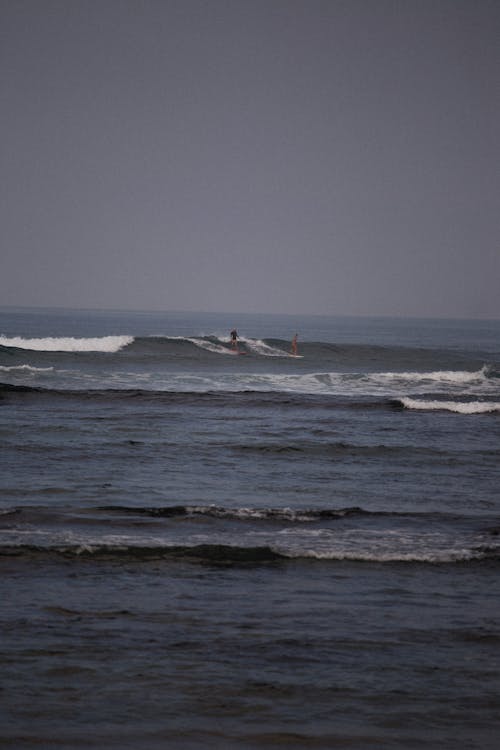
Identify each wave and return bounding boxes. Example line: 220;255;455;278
0;542;284;563
3;503;479;525
3;504;498;564
1;334;497;386
130;335;294;358
369;365;492;386
98;504;369;521
1;541;497;565
0;364;54;373
0;334;294;358
399;398;500;414
185;337;239;355
1;331;498;372
242;338;291;357
182;336;290;357
0;335;134;352
0;382;396;410
3;381;499;417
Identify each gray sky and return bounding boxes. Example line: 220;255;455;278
1;0;499;318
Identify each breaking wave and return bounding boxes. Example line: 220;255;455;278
399;398;500;414
370;365;493;386
0;335;134;352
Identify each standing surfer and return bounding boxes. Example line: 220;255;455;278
291;333;298;356
230;328;239;351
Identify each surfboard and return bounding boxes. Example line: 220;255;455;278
289;354;303;358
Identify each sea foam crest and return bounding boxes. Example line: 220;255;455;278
0;335;134;353
374;367;489;385
400;398;500;414
185;337;236;355
242;338;290;357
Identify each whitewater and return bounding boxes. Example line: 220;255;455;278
0;333;134;352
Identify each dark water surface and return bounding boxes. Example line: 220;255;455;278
1;308;500;748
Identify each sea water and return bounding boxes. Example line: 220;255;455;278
1;307;499;749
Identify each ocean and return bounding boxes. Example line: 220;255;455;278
1;307;499;749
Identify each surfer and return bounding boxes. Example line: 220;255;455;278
230;328;239;350
291;333;298;356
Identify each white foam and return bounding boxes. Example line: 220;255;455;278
286;548;487;562
186;337;235;355
272;527;495;562
0;335;134;353
242;338;290;357
400;398;500;414
186;336;290;357
0;364;54;373
372;367;488;385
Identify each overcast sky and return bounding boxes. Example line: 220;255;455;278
1;0;499;318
